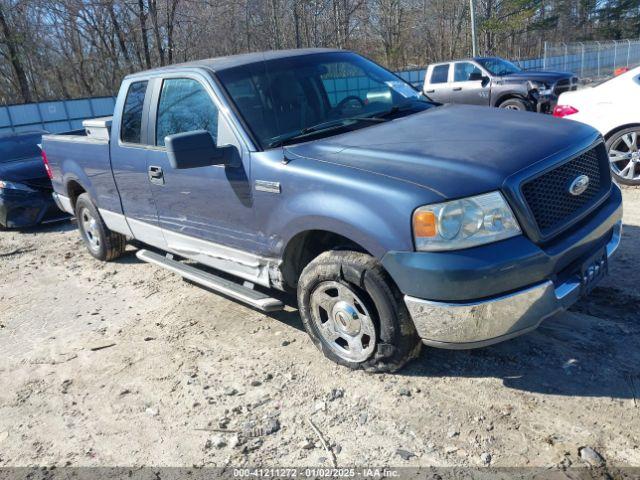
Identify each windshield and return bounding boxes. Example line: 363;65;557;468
476;58;521;76
217;52;432;149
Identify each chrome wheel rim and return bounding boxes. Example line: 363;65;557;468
609;131;640;181
504;104;520;110
309;281;376;363
80;208;101;252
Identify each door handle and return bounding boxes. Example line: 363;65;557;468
425;89;435;93
148;165;164;184
148;166;163;178
453;87;462;91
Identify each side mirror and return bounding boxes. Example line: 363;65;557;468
165;130;235;169
468;72;487;82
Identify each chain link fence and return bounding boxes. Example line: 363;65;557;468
396;38;640;89
539;39;640;80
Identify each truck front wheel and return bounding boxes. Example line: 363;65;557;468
498;97;529;111
75;193;126;261
297;250;421;372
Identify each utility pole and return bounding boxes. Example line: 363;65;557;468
469;0;477;57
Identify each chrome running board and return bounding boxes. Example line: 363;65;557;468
136;249;284;312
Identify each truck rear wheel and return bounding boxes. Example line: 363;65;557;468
75;193;126;261
297;250;421;372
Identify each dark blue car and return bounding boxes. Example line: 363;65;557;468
42;49;623;372
0;131;67;228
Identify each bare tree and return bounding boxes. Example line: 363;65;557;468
0;1;32;102
0;0;636;103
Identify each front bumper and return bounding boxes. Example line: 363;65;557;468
404;221;622;348
532;77;579;114
534;92;557;114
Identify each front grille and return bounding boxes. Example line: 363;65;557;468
521;147;607;236
554;77;579;95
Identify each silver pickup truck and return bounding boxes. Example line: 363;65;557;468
423;56;578;113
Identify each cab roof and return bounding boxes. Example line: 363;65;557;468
126;48;346;79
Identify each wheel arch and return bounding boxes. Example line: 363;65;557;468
604;123;640;141
65;179;87;211
493;91;529;108
280;228;375;290
61;162;98;211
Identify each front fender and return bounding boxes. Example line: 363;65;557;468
251;149;438;261
492;84;530;107
267;190;416;259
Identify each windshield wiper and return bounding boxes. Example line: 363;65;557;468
302;116;386;134
267;116;386;148
369;101;425;120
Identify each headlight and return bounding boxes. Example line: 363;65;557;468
412;191;521;251
0;180;36;192
528;81;552;96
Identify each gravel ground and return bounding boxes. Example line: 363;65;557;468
0;188;638;470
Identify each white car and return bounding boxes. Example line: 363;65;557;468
554;66;640;186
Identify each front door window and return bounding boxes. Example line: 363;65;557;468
454;63;482;82
156;78;219;146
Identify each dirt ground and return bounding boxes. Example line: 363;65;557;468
0;189;639;471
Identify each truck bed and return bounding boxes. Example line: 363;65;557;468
42;120;123;215
43;130;106;143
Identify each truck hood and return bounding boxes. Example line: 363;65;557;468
0;155;51;190
284;104;599;199
500;70;575;83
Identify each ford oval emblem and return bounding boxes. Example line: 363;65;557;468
568;175;590;196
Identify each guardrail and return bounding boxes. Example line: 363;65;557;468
0;96;116;135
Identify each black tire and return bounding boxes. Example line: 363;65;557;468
498;97;529;111
606;127;640;187
75;193;126;261
297;250;421;372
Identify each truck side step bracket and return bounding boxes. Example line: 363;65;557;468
136;249;284;312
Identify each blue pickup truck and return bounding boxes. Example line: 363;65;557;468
43;49;623;372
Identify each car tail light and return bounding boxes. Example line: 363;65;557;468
553;105;579;118
41;149;53;179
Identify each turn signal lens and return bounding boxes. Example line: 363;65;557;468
413;210;437;237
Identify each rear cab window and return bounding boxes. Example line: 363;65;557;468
430;64;450;84
120;81;149;144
